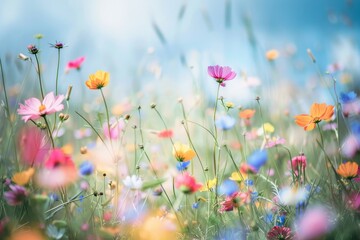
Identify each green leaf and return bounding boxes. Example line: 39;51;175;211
141;178;167;191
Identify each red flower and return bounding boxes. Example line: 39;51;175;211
65;56;85;73
175;172;202;194
267;226;293;240
157;129;173;138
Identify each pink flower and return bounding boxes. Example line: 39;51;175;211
4;185;29;206
266;226;293;240
175;172;202;194
103;118;125;140
208;65;236;87
219;191;251;212
36;148;78;189
65;56;85;73
17;92;64;122
157;129;173;138
291;154;307;175
265;137;286;148
296;206;335;240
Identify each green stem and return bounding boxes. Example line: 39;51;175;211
43;115;54;148
213;84;221;177
100;88;111;142
34;54;45;99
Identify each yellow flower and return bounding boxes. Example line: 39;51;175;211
266;49;279;61
263;123;275;133
199;178;217;192
12;168;35;186
337;162;358;179
85;70;109;89
225;101;234;109
229;171;246;182
172;143;195;162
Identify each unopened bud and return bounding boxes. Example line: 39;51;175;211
18;53;29;61
27;45;39;54
65;85;73;101
59;113;69;121
80;146;87;154
150;103;156;109
125;114;131;120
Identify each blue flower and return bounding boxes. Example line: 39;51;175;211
276;215;286;226
244;179;254;186
340;91;357;104
49;193;59;202
176;161;191;171
218;179;239;196
247;150;268;171
264;213;273;224
79;161;94;176
215;115;236;131
192;202;200;209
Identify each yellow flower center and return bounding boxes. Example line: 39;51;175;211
39;104;46;112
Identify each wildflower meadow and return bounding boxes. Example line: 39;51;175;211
1;1;360;239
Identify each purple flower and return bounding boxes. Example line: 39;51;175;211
208;65;236;87
4;185;29;206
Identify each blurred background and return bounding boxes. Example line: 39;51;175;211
1;0;360;106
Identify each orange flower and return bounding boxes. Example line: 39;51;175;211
85;70;109;89
12;168;35;186
239;109;256;119
173;143;195;162
294;103;334;131
266;49;279;61
337;162;358;179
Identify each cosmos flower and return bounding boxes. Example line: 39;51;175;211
172;143;195;162
239;109;256;119
337;161;358;179
4;185;29;206
175;172;202;194
266;226;293;240
295;103;334;131
103;118;125;140
265;136;286;148
123;175;143;190
85;70;109;90
208;65;236;87
65;56;85;73
17;92;65;122
36;148;78;189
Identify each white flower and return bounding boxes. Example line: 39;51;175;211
123;175;143;190
279;186;307;205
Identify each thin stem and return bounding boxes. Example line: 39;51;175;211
0;59;11;121
53;49;61;129
43;115;54;148
100;88;111;140
213;84;221;176
34;54;45;99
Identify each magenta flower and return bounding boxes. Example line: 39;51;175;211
266;226;293;240
4;185;29;206
65;56;85;73
208;65;236;86
291;154;307;175
175;172;202;194
17;92;64;122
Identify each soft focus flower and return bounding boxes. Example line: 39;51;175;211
65;56;85;72
341;92;360;116
265;136;286;148
239;109;256;119
247;150;268;172
229;171;247;182
266;49;280;61
199;177;217;192
175;172;202;194
157;129;173;138
219;191;251;212
18;126;50;166
103;118;125;139
176;161;191;171
79;161;95;176
340;91;357;104
74;128;92;139
4;185;29;206
341;123;360;158
279;186;307;205
294;103;334;131
291;154;307;175
347;193;360;212
337;161;358;179
17;92;65;122
36;148;78;189
218;179;239;196
266;226;293;240
172;143;195;162
263;123;275;133
12;168;35;186
208;65;236;87
136;215;178;240
215;115;236;130
85;70;109;89
296;206;335;240
123;175;143;190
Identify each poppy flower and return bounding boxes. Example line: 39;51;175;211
17;92;65;122
85;70;109;90
65;56;85;73
172;143;195;162
175;172;202;194
208;65;236;87
337;161;359;179
294;103;334;131
239;109;256;119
